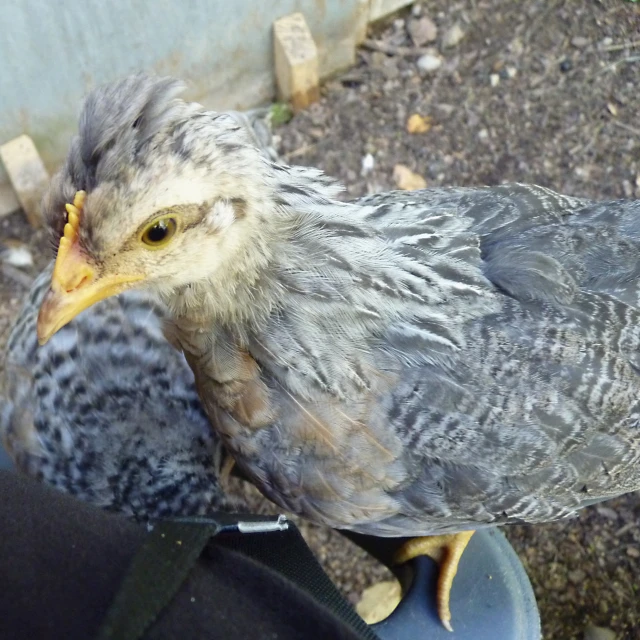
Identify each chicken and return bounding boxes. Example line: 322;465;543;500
35;74;640;629
1;264;240;518
0;98;279;519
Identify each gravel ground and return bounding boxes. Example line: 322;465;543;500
1;1;639;639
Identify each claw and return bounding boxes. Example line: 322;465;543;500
394;530;475;631
219;454;236;489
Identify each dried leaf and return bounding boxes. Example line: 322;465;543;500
356;580;402;625
393;164;427;190
406;114;432;134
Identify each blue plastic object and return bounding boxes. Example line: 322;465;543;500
0;444;12;471
371;528;541;640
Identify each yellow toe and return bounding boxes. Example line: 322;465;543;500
393;530;475;631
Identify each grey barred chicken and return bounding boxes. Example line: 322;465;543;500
1;264;240;519
36;74;640;629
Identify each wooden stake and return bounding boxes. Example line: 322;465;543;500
0;135;49;228
273;13;320;113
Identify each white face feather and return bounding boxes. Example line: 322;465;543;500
205;199;238;233
58;100;348;326
134;168;214;214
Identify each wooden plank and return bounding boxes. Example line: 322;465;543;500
0;180;20;219
369;0;413;22
355;0;370;45
0;135;49;228
273;13;320;113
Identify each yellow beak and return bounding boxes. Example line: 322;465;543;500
37;240;143;345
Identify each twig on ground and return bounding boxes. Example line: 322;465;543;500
610;119;640;138
596;54;640;76
600;39;640;52
361;39;432;57
1;263;34;289
284;143;317;160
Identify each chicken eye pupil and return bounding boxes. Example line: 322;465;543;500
148;221;168;243
141;217;176;248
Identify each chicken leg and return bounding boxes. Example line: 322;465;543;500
394;530;475;632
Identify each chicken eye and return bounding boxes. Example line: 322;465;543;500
141;217;177;248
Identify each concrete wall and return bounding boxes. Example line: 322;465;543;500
0;0;358;179
0;0;411;214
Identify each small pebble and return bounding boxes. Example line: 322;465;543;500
559;59;573;72
568;568;586;585
596;506;619;520
571;36;590;49
544;573;568;591
442;23;465;48
584;624;617;640
490;73;500;87
361;153;375;177
574;166;591;180
626;545;640;558
622;180;634;199
436;104;455;116
408;16;438;46
382;80;398;93
1;242;33;268
510;37;524;55
417;52;442;73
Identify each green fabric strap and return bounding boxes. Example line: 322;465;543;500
95;519;217;640
94;515;380;640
